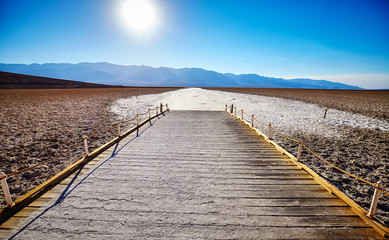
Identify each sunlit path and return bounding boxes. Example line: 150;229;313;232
1;111;383;239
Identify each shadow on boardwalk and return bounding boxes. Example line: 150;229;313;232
4;111;385;239
6;113;166;240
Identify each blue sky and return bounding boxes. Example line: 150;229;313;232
1;0;388;88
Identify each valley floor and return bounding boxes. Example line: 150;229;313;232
1;87;388;224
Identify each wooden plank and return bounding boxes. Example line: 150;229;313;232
0;110;170;226
0;216;25;230
1;111;385;239
230;112;389;237
13;207;40;217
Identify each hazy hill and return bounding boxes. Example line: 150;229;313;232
0;62;362;89
0;71;119;89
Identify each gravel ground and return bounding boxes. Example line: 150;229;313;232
0;88;178;205
111;88;389;225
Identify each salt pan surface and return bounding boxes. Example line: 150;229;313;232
110;88;388;137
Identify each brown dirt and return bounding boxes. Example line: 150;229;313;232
207;88;389;120
0;88;179;206
211;88;389;225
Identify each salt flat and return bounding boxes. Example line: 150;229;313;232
111;88;388;137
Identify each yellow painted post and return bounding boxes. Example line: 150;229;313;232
368;181;383;218
297;141;303;161
83;136;89;156
268;123;272;140
251;114;254;127
0;172;13;207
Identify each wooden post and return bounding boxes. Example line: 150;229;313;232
323;109;328;118
297;141;303;161
234;107;237;116
166;103;168;111
241;109;243;120
268;123;272;140
117;123;121;137
160;103;163;112
251;114;254;127
156;106;158;115
230;104;234;114
368;181;383;218
83;136;89;156
148;109;151;120
0;172;13;207
225;105;227;112
136;114;139;137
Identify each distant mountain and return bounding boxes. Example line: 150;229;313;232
0;62;362;89
0;71;120;89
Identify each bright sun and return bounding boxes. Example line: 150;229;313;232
119;0;158;33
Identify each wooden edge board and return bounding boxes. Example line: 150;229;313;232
227;111;389;238
0;109;169;226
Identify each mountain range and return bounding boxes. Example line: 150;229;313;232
0;62;362;89
0;71;118;89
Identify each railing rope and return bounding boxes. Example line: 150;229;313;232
368;181;383;218
227;103;389;221
0;172;13;207
83;136;89;156
1;103;168;209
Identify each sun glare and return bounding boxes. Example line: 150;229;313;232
119;0;158;33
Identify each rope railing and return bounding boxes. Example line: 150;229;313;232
270;126;300;143
1;103;169;208
7;140;85;178
119;115;139;124
302;144;389;196
226;104;387;218
254;118;270;127
88;123;118;139
138;110;150;116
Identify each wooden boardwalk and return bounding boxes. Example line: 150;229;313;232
0;111;384;239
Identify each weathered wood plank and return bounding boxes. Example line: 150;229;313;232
1;111;385;239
